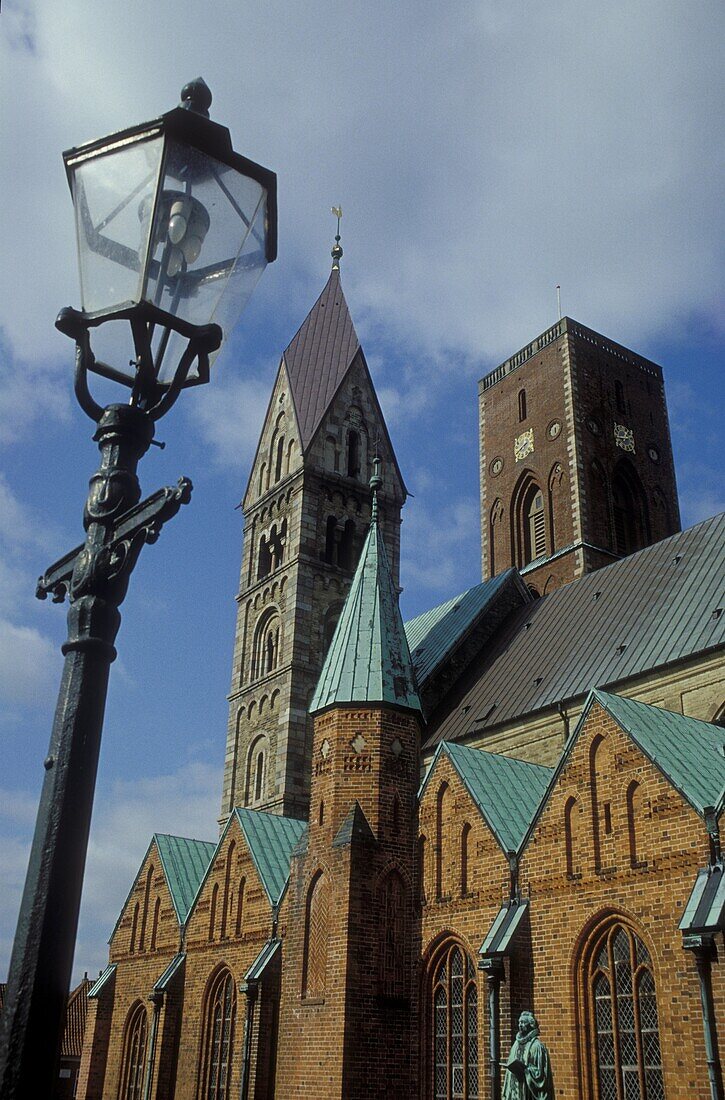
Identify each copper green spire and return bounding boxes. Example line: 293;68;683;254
309;464;421;715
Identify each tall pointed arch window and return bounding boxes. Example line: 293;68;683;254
347;429;360;478
199;968;237;1100
119;1002;148;1100
302;872;330;998
379;870;407;998
527;489;546;561
587;923;664;1100
430;943;479;1100
518;388;527;421
612;462;649;557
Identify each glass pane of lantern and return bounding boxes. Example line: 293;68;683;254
145;140;268;383
71;134;164;317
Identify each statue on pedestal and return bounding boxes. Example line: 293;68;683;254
502;1011;555;1099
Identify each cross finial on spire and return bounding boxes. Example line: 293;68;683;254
331;206;343;269
370;444;382;523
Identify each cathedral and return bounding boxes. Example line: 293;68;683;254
75;248;725;1100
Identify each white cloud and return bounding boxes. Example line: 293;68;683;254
0;0;722;380
0;761;220;984
187;370;272;471
402;496;480;597
0;619;60;707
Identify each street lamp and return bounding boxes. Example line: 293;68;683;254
0;79;277;1097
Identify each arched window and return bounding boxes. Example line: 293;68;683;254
323;602;343;655
436;783;449;899
430;943;479;1100
274;435;285;482
526;489;547;562
199;968;237;1100
489;498;505;577
258;462;266;497
379;870;407;998
339;519;356;571
257;534;272;580
460;823;471;896
220;842;235;940
246;736;268;804
513;475;547;567
627;781;644;867
564;796;581;878
138;864;153;952
325;434;338;472
589;735;609;873
129;902;139;954
586;923;663;1100
235;877;245;937
324;515;338;565
418;835;428;905
518;388;527;422
302;872;330;998
612;462;649;556
253;611;280;679
119;1002;148;1100
615;379;626;414
150;896;161;951
209;883;219;942
318;799;325;826
286;438;296;475
347;430;360;478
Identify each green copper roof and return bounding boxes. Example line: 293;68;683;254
420;741;553;854
310;503;422;714
591;690;725;816
234;808;307;905
154;834;217;924
405;571;516;686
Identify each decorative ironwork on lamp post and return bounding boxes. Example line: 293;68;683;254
0;78;277;1097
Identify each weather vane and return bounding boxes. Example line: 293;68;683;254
331;205;343;269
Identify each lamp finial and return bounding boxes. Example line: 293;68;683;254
180;78;212;117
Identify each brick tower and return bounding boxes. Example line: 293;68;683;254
221;258;406;822
479;317;680;595
276;462;422;1099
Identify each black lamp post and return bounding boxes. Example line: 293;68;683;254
0;79;276;1097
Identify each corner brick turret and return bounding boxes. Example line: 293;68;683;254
276;464;423;1099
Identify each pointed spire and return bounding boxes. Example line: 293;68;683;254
282;266;360;452
331;205;343;269
310;463;421;716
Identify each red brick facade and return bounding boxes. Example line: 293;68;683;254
480;319;680;593
276;703;422;1099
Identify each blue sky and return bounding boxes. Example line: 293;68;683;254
0;0;723;983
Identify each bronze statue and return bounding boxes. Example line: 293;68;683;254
502;1011;555;1099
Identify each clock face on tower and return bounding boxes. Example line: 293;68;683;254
614;423;635;453
514;429;534;462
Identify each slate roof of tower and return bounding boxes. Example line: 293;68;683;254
425;513;725;750
310;504;422;714
419;741;553;854
155;834;217;924
591;690;725;816
234;808;307;905
282;268;360;450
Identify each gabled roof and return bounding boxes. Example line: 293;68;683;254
282;268;360;451
419;740;553;854
405;570;525;688
60;977;93;1058
155;834;217;924
110;832;216;944
234;808;307;906
591;690;725;817
310;498;421;714
426;514;725;750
